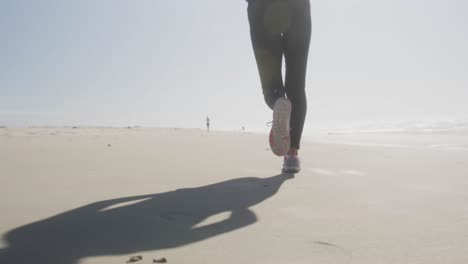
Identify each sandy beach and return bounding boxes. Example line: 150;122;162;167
1;127;468;264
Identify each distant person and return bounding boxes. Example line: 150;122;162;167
206;116;210;132
247;0;311;173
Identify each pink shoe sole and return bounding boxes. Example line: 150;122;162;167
269;98;291;156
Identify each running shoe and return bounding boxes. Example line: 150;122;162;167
269;97;292;156
282;154;301;173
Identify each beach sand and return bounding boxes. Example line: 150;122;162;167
1;127;468;264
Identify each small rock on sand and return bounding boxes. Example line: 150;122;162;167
126;255;142;263
153;257;167;263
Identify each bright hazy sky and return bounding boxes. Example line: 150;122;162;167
1;0;467;132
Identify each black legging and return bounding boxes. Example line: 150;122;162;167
248;0;311;149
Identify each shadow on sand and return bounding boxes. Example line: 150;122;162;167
0;174;293;264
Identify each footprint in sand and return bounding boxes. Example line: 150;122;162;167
308;241;353;264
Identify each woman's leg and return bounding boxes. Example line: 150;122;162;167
283;0;311;151
247;0;286;109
